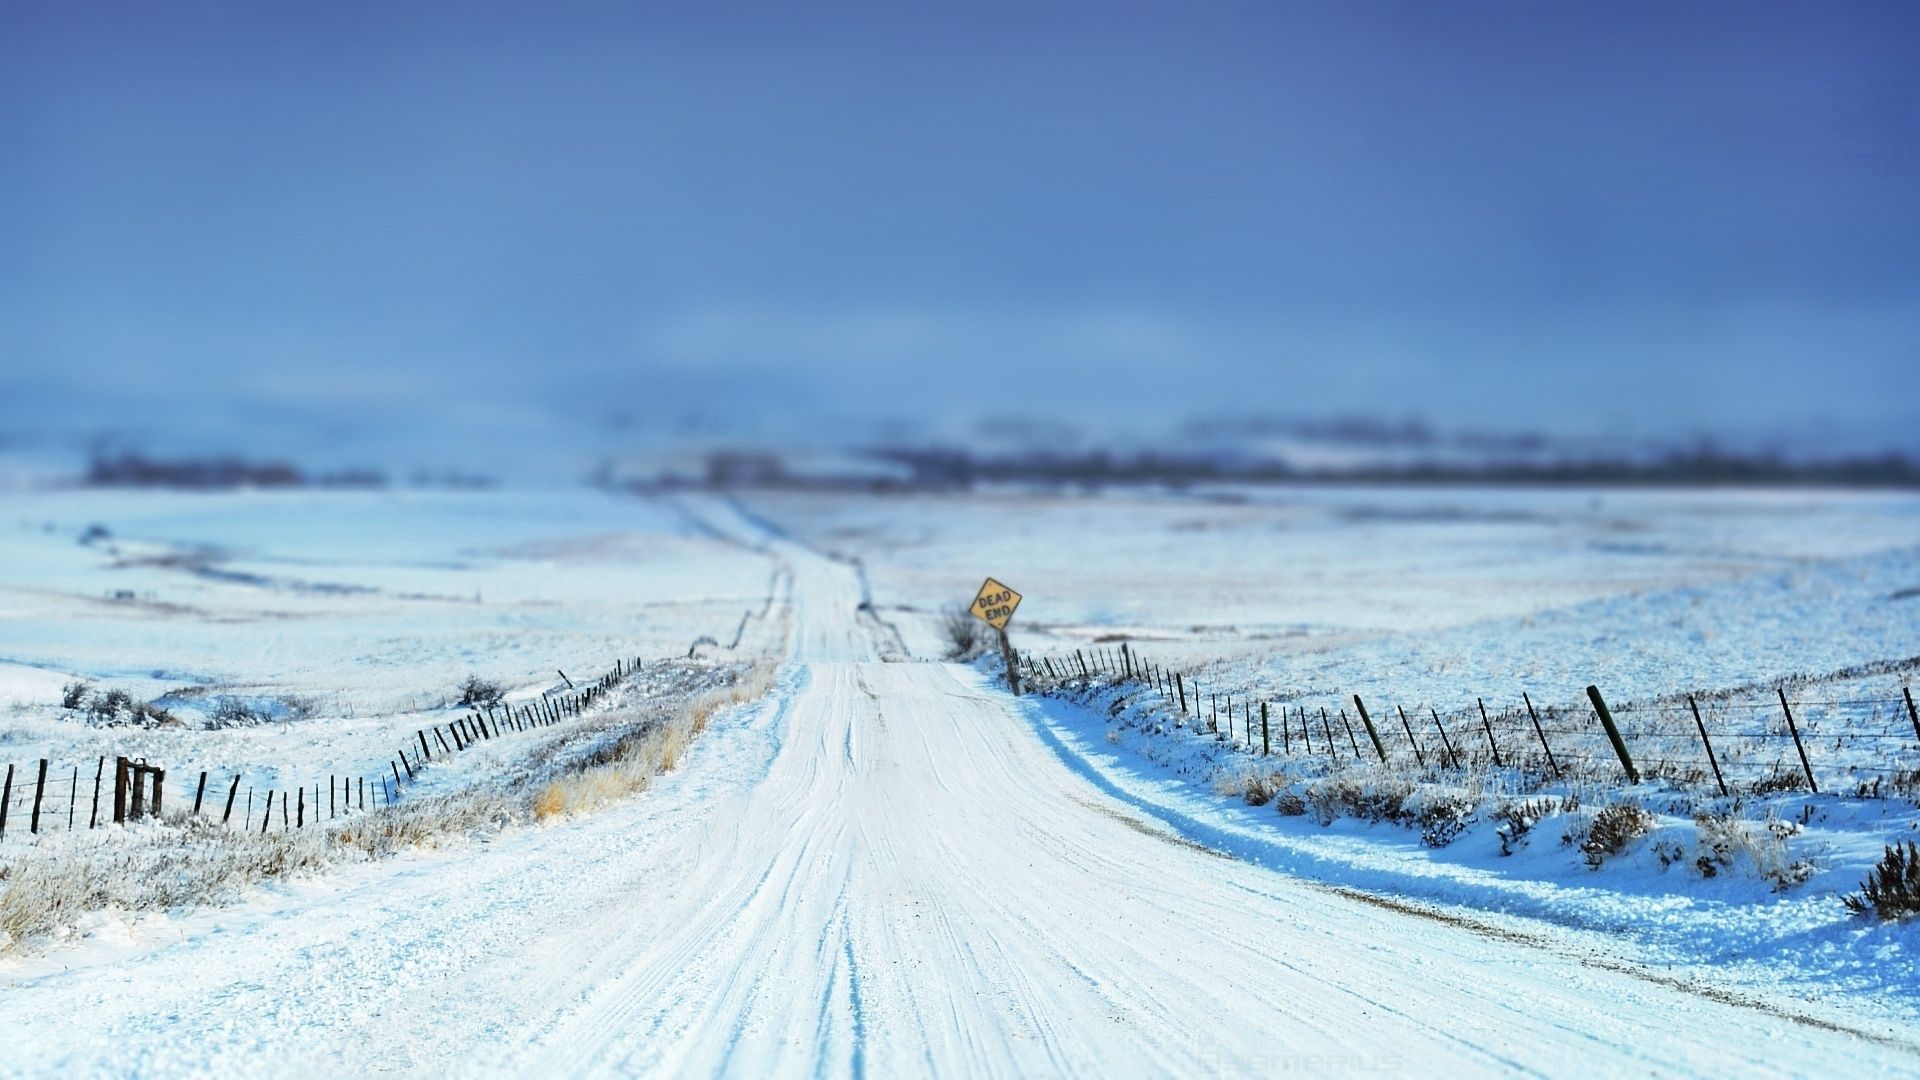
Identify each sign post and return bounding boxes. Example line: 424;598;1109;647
968;577;1024;695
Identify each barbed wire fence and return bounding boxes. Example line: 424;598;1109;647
0;649;720;846
1015;644;1920;798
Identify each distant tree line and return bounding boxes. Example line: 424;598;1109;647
85;452;387;490
867;446;1920;490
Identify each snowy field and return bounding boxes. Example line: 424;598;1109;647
5;481;1920;1075
748;485;1920;671
0;488;779;848
748;484;1920;1020
7;491;1920;1077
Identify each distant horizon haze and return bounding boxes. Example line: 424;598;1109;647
3;1;1915;460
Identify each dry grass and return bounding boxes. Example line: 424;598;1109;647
1686;809;1813;889
531;660;777;822
940;604;984;660
0;660;782;955
1845;841;1920;920
1572;802;1654;868
0;794;513;949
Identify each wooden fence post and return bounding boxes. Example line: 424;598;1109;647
391;759;404;794
68;765;78;829
129;763;147;820
1585;685;1639;783
1351;696;1388;763
223;774;241;824
297;787;305;828
1476;699;1503;768
262;791;273;834
1429;709;1459;769
1522;693;1560;778
1261;702;1271;756
30;759;47;833
114;756;130;824
1906;687;1920;746
193;771;209;815
1175;674;1187;716
1688;696;1727;797
1776;688;1817;793
419;731;432;761
90;756;104;828
0;763;11;838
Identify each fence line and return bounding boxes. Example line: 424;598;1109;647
1015;643;1920;798
0;653;657;842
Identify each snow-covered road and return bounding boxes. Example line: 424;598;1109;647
4;525;1916;1076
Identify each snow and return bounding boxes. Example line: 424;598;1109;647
1015;666;1920;1021
748;484;1920;662
3;483;1919;1074
0;487;779;852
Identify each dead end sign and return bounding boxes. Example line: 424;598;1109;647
969;578;1022;630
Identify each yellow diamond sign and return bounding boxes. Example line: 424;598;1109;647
968;577;1022;630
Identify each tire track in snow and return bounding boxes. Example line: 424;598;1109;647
7;512;1920;1076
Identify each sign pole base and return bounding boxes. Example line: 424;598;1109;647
998;627;1020;696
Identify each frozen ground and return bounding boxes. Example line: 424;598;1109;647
748;485;1920;665
1013;662;1920;1017
5;498;1918;1077
750;484;1920;1032
1;484;1918;1076
0;488;779;849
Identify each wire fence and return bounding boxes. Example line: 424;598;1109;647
1018;644;1920;798
0;655;648;842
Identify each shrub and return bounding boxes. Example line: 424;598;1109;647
208;697;266;727
1493;797;1557;856
1242;772;1282;807
128;701;177;727
1415;793;1478;848
280;695;320;722
1844;842;1920;920
1274;792;1307;816
86;688;132;724
1577;803;1654;869
1690;810;1813;888
60;682;91;710
458;676;504;708
1303;774;1417;827
1751;769;1810;796
940;605;983;660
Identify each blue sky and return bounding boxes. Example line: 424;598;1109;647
3;1;1916;455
